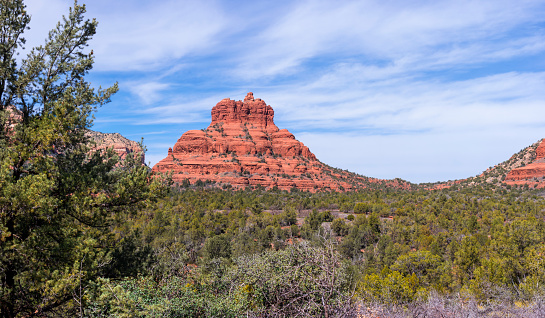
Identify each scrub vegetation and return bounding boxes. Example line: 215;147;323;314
2;1;545;317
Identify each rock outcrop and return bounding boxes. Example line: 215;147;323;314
427;138;545;190
5;105;22;133
504;139;545;186
152;93;412;192
85;130;144;163
2;105;143;162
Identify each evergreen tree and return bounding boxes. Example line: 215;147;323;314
0;1;166;316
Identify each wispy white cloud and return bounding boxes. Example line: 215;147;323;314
267;70;545;130
145;153;172;167
132;94;228;125
230;0;545;79
126;82;171;105
124;131;171;137
90;0;229;71
21;0;72;55
24;0;545;76
21;0;545;182
25;0;229;71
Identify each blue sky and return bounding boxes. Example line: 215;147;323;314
24;0;545;183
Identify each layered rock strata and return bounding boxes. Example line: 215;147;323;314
152;93;412;192
504;139;545;187
428;138;545;190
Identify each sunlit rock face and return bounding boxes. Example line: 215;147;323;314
505;139;545;187
152;93;412;192
85;130;144;163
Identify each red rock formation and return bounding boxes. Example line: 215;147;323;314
210;92;276;133
3;106;142;162
505;139;545;186
152;93;412;192
85;130;144;163
506;162;545;181
4;105;22;133
429;138;545;190
536;141;545;160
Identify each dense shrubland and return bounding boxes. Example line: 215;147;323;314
78;184;545;317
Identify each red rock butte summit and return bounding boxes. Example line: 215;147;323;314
152;93;411;192
211;92;277;133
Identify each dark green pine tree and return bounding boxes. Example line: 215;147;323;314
0;1;168;316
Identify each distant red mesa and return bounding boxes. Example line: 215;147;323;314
152;93;411;192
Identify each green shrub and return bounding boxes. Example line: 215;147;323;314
331;218;349;236
354;202;372;214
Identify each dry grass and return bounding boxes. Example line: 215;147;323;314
355;292;545;318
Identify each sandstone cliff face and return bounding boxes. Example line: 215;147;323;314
210;92;277;133
85;130;144;163
504;139;545;187
152;93;412;192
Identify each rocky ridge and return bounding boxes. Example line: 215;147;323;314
427;138;545;190
85;130;144;163
152;93;413;192
504;139;545;187
469;139;545;189
2;105;143;162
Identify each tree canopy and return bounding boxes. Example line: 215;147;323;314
0;1;166;316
